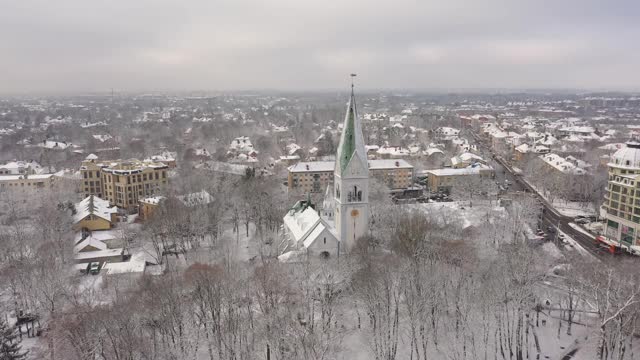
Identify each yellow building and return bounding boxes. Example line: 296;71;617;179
138;196;165;221
287;159;414;193
426;166;494;193
0;174;56;192
369;160;414;189
72;195;118;231
80;158;170;211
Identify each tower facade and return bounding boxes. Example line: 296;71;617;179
334;86;369;252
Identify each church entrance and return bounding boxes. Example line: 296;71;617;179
320;251;330;259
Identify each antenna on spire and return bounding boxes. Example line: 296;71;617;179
350;73;357;94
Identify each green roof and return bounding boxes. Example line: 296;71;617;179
338;102;356;173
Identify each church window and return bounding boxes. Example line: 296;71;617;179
357;190;362;201
323;237;326;244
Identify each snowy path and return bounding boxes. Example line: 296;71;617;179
220;222;257;262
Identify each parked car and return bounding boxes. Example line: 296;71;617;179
89;262;100;275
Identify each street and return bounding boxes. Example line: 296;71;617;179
470;131;611;260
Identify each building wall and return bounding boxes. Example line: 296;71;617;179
0;176;55;192
306;227;340;257
138;202;160;221
288;170;333;193
370;167;413;189
288;166;413;193
427;170;493;193
73;215;113;232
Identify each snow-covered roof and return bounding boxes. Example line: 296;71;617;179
425;148;444;156
610;142;640;169
38;140;72;150
102;253;146;275
598;143;625;151
74;195;118;224
558;126;595;134
286;143;302;155
75;248;124;261
140;196;166;205
539;153;586;175
229;136;256;153
145;151;177;163
515;143;531;153
435;127;460;136
92;134;113;142
283;200;338;251
289;159;413;173
284;204;321;243
376;146;410;157
289;161;335;173
0;160;42;174
0;173;54;181
177;190;213;207
451;152;484;166
368;159;414;170
427;164;493;177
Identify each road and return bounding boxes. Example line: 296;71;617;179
469;131;608;259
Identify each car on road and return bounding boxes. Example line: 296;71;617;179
575;218;591;225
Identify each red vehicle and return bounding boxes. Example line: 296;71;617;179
595;236;623;255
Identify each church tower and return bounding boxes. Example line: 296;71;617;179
334;78;369;252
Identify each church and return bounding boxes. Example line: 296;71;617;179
281;83;370;259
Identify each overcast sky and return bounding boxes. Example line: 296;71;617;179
1;0;639;93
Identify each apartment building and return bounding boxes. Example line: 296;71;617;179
80;158;170;211
0;174;56;192
602;142;640;247
425;165;494;193
287;159;414;193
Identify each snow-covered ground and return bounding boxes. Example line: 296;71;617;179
568;222;596;240
550;199;596;218
523;180;596;217
409;200;507;229
559;227;598;260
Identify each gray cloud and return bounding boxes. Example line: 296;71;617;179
1;0;639;92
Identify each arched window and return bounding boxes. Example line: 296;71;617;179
323;237;326;244
357;190;362;201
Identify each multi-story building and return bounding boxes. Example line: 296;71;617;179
80;158;170;211
425;165;494;193
287;159;414;193
0;173;56;192
602;142;640;247
536;153;591;201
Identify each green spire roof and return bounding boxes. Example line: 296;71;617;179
339;103;356;173
336;87;366;175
